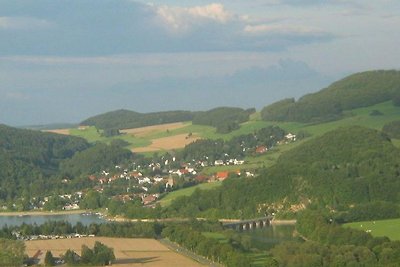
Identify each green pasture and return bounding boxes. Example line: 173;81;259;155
158;181;222;207
69;126;150;148
300;101;400;137
344;218;400;240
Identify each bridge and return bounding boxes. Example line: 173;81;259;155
221;216;273;231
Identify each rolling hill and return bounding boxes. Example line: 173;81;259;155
165;126;400;218
261;70;400;123
0;124;89;200
80;109;194;130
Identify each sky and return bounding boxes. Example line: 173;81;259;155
1;0;399;126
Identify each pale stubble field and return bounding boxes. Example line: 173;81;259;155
25;237;203;266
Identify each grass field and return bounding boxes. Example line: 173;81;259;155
158;182;222;207
344;218;400;240
25;237;203;267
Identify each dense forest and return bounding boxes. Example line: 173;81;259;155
165;126;400;218
261;70;400;123
192;107;254;133
80;109;194;130
60;142;133;178
0;125;89;201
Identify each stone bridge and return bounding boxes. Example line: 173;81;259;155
221;216;273;231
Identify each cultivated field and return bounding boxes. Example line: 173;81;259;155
25;237;204;266
121;122;188;137
132;134;199;153
43;129;71;135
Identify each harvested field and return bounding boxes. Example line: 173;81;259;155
121;122;187;137
25;237;204;266
133;134;200;152
43;129;70;135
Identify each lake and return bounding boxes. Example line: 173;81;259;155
0;213;107;227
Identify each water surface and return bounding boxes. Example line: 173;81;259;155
0;213;106;227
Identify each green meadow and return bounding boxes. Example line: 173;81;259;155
344;218;400;241
69;126;150;149
158;181;222;207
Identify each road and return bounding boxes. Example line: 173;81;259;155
159;238;223;267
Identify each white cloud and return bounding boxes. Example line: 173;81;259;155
0;16;52;30
155;3;234;32
244;24;325;36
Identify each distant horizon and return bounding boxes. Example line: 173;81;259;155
1;1;399;126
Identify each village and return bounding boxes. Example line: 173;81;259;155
4;132;296;213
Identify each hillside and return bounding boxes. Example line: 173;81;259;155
165;126;400;218
80;109;194;130
192;107;254;133
261;70;400;123
0;124;89;201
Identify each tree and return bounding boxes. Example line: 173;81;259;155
44;250;55;266
80;245;94;264
0;239;25;266
63;249;79;265
93;241;115;265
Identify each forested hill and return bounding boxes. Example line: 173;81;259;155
192;107;254;133
80;109;194;130
0;124;89;199
261;70;400;123
167;126;400;218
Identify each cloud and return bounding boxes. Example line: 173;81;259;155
0;1;335;55
155;3;234;32
244;24;326;36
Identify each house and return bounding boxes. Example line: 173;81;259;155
142;194;158;205
216;171;229;181
214;160;224;166
234;159;245;165
285;133;296;141
255;146;268;154
138;177;151;184
165;177;174;188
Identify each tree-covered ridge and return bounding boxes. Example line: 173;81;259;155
166;126;400;218
261;70;400;123
80;109;194;130
192;107;254;133
0;124;89;171
0;124;89;200
60;142;133;178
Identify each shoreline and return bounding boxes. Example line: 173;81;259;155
0;209;90;216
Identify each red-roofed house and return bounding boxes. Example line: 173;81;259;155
256;145;268;154
216;171;229;181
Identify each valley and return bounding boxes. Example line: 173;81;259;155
2;70;400;266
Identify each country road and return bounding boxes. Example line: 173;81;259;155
159;238;224;267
